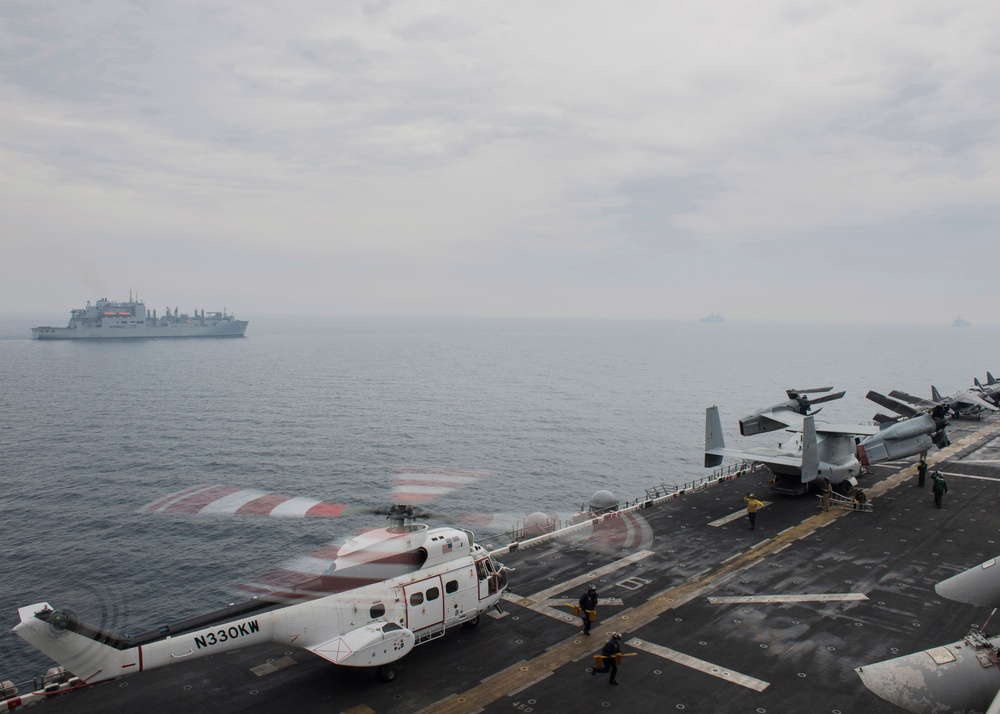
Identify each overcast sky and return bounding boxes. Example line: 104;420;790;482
2;1;998;322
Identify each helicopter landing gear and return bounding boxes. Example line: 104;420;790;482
461;615;480;629
378;664;399;682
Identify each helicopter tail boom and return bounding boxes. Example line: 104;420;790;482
14;602;276;684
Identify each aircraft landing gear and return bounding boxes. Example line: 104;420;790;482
462;615;480;628
378;665;399;682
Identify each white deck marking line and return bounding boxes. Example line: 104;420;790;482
707;502;771;527
542;598;625;607
626;638;769;692
526;550;654;602
957;459;1000;463
508;550;654;623
707;593;868;604
937;471;1000;482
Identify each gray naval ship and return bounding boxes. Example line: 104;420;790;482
5;417;1000;712
31;296;248;339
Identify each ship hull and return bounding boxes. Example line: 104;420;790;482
32;321;248;339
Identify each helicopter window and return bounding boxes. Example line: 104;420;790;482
370;603;386;619
445;580;458;594
409;592;424;606
426;587;440;601
382;622;402;632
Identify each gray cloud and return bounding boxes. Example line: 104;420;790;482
2;0;998;323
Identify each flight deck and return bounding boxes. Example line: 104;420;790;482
9;415;1000;713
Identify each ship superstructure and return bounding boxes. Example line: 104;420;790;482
31;296;248;339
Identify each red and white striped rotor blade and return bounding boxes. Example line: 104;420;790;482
139;485;355;518
390;467;483;504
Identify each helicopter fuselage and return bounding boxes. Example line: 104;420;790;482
15;524;508;684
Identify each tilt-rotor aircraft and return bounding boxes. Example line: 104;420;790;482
890;384;998;419
705;388;947;494
704;388;880;494
14;472;510;685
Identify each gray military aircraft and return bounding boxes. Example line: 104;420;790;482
889;385;998;419
706;388;951;495
705;388;879;494
856;391;950;466
857;556;1000;712
973;372;1000;406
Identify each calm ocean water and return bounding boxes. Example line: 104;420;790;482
2;313;999;681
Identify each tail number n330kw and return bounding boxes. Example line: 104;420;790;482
194;620;261;649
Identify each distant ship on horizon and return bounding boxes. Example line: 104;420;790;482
32;295;248;339
699;313;725;323
953;316;971;328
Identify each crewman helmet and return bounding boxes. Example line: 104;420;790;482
612;632;622;640
588;585;596;592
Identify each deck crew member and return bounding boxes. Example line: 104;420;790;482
821;478;832;511
917;457;928;488
932;470;948;508
591;632;623;685
579;585;598;635
744;493;764;530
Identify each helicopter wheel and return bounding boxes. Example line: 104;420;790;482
378;665;399;683
462;615;480;629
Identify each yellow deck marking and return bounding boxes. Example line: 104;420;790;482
707;501;771;527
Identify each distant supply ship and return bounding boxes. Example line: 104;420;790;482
699;313;724;323
31;296;248;339
953;316;971;328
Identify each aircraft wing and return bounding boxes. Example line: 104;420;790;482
705;445;804;470
771;421;879;437
814;423;879;436
952;391;999;412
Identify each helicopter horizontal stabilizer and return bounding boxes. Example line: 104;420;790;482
306;622;416;667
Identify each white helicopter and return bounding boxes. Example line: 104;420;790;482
14;470;510;684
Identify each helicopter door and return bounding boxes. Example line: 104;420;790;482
476;556;499;599
403;576;445;633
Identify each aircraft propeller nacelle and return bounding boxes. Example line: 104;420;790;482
856;414;948;465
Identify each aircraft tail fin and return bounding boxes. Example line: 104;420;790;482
800;416;819;484
975;377;984;388
931;385;943;402
704;406;725;467
989;372;998;385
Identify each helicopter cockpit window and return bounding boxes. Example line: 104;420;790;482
370;603;386;619
446;580;458;594
409;592;424;606
426;586;440;601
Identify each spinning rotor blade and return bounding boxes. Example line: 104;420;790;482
140;485;360;518
141;469;486;519
389;467;483;504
